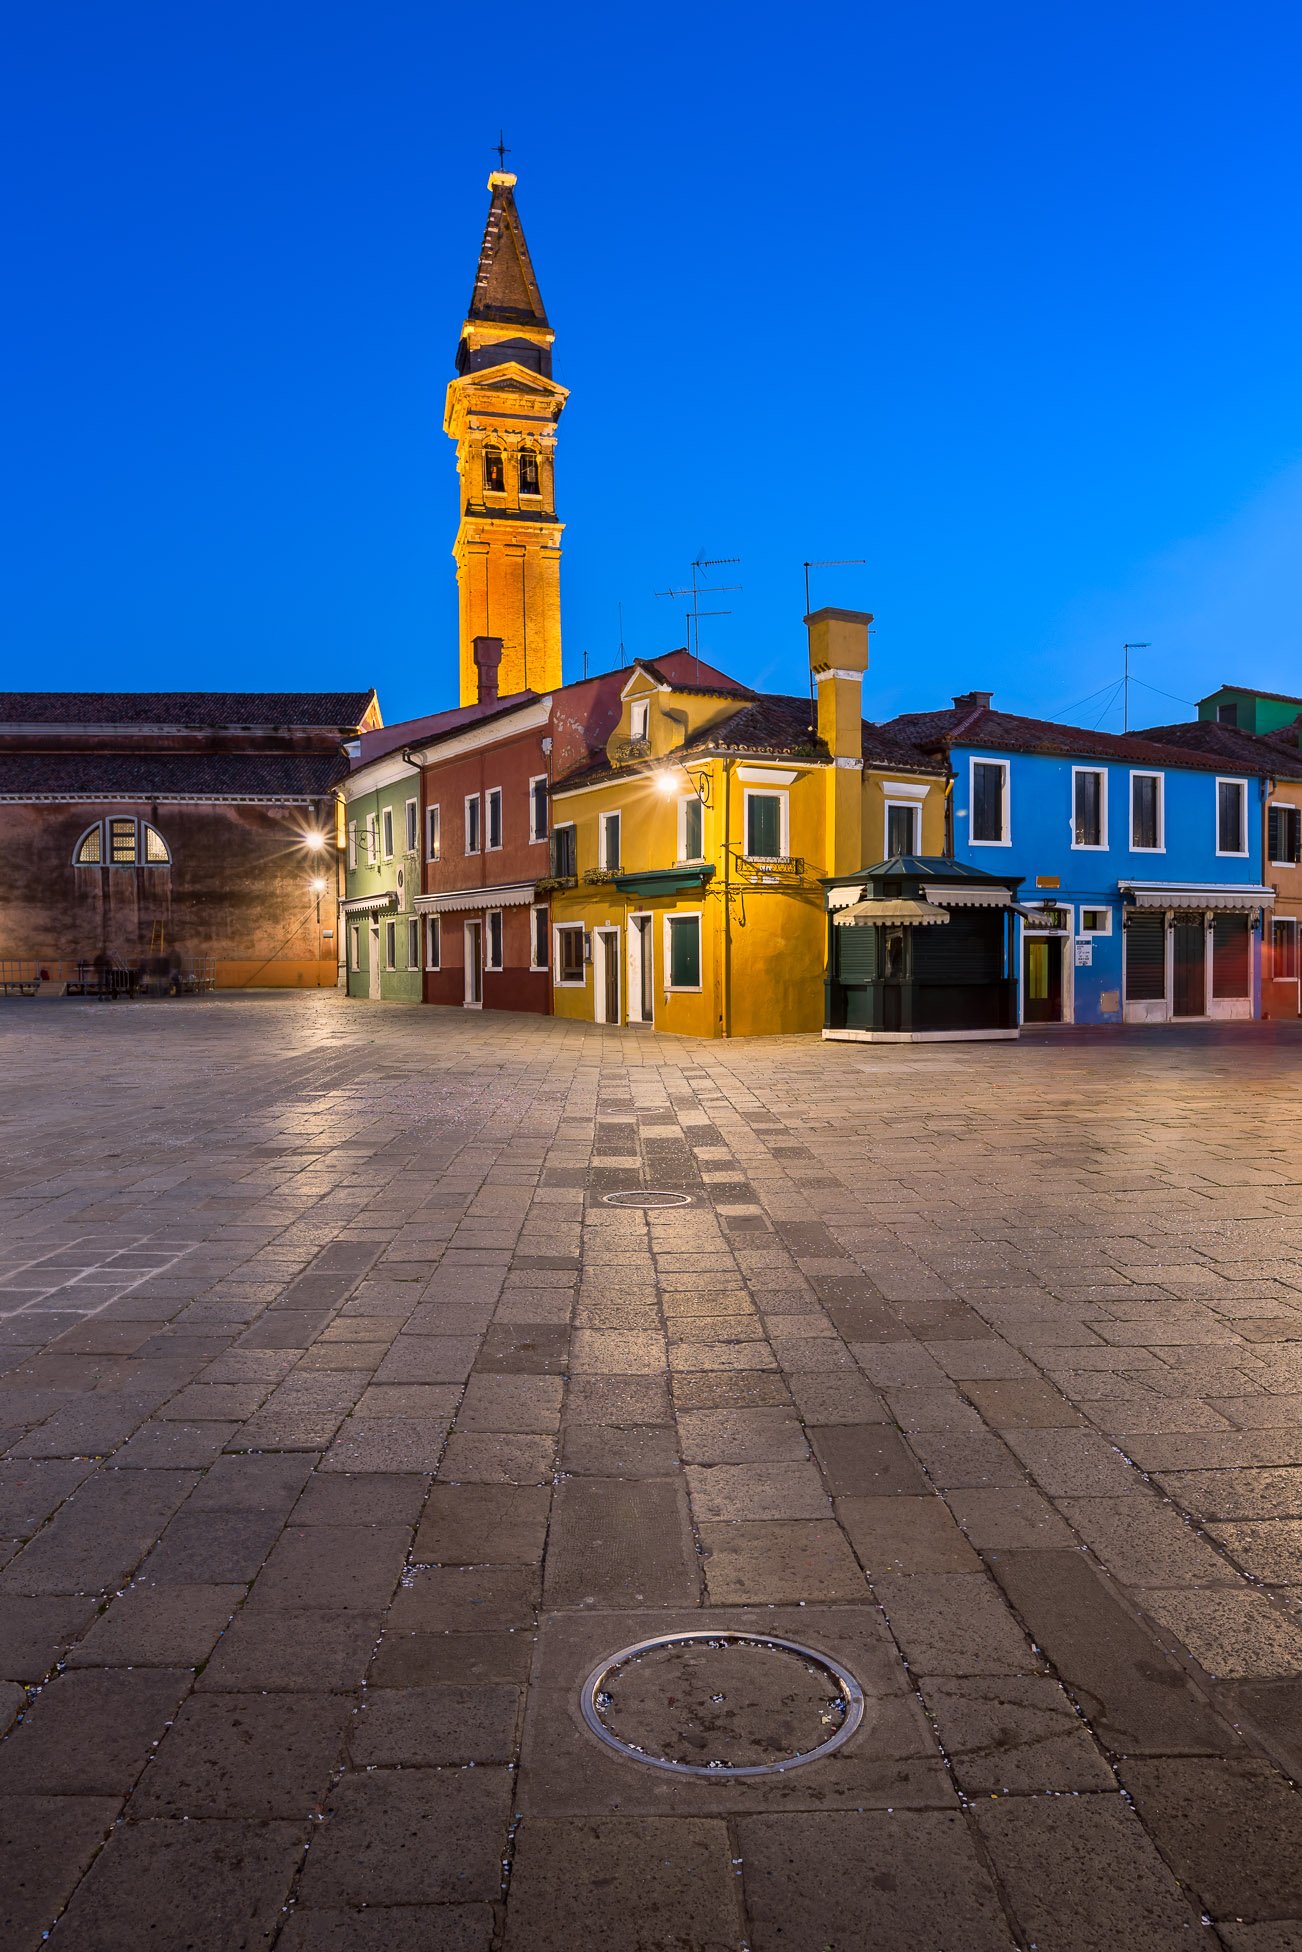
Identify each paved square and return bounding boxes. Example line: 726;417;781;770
3;994;1302;1949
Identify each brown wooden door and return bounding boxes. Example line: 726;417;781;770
602;933;620;1024
1172;918;1206;1017
1023;936;1063;1023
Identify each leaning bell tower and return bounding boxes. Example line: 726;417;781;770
444;169;568;704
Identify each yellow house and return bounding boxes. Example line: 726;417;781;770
547;610;946;1036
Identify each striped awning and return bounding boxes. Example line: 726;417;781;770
1119;882;1275;912
340;892;398;915
414;882;537;915
834;899;951;927
827;883;867;910
924;884;1010;909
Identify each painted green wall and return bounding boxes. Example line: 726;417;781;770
343;772;423;1004
1198;687;1302;735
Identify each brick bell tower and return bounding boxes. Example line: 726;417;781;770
444;169;568;705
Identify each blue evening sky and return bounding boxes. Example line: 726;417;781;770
4;1;1300;729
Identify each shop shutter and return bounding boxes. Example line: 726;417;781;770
1212;914;1250;997
1125;913;1166;1001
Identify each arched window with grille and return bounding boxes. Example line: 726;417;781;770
518;448;540;496
73;818;170;867
483;445;505;493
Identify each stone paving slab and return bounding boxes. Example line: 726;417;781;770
3;996;1302;1945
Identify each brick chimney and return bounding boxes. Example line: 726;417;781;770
472;635;503;707
806;606;871;875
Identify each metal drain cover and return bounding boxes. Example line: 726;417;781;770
601;1190;694;1208
579;1631;864;1777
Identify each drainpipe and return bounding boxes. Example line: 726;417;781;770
722;757;734;1038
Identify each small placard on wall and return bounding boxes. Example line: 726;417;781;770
1074;939;1093;966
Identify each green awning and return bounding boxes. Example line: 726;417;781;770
612;866;716;899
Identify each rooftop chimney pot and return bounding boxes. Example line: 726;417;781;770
473;635;503;707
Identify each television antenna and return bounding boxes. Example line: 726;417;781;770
803;560;868;722
656;553;742;678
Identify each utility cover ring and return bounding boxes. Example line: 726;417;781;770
600;1190;694;1208
578;1629;865;1777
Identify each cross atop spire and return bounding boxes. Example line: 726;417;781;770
494;129;510;171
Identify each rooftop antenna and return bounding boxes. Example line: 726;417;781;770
618;602;626;666
1122;643;1151;732
655;553;742;681
803;559;867;726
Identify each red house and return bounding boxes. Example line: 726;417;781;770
410;641;738;1013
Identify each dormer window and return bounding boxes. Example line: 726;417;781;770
630;700;649;741
518;449;540;496
483;446;505;494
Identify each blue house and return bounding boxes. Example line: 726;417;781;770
879;692;1277;1026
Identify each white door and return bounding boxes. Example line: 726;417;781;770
368;922;381;1000
464;920;483;1007
627;914;654;1024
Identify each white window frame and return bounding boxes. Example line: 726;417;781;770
404;797;418;854
407;917;420;968
552;820;577;878
381;806;395;860
1078;907;1113;936
968;757;1011;846
1268;800;1301;867
883;798;920;858
1071;766;1108;851
485;908;504;971
663;910;704;993
347;821;357;870
465;794;482;855
486;786;503;852
742;788;789;862
425;915;441;970
426;804;441;861
678;793;705;863
529;774;548;843
600;809;623;871
630;699;650;741
530;903;549;971
1129;770;1165;853
1215;776;1249;858
383;919;397;970
366;812;379;865
554;923;587;987
349;924;360;970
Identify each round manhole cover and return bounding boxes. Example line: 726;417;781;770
579;1631;864;1777
600;1190;694;1208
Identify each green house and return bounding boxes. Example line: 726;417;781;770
1198;686;1302;736
340;753;424;1003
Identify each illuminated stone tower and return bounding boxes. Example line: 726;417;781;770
445;171;568;704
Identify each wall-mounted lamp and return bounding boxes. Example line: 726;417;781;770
656;764;712;807
303;832;327;852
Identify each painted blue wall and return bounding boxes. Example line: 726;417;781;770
949;747;1267;1023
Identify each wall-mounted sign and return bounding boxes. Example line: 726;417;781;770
1035;875;1061;889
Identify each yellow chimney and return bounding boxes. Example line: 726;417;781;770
807;607;870;874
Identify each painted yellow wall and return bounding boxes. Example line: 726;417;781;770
549;683;944;1037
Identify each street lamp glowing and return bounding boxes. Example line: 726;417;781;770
310;877;327;894
656;769;679;797
303;832;327;851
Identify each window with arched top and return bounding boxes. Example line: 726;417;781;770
483;445;505;493
518;449;540;496
73;818;170;867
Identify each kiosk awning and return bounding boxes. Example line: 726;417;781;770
833;899;951;927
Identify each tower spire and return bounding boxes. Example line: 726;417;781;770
445;169;568;706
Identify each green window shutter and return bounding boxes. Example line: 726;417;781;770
683;797;703;859
669;917;701;987
747;794;781;857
